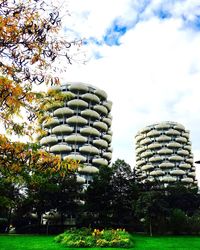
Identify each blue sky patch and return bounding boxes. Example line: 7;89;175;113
103;20;128;46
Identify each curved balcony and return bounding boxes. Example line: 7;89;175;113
181;177;194;183
158;148;173;155
92;158;108;166
140;137;152;145
80;127;100;137
43;118;60;128
107;130;113;135
135;134;144;142
76;176;86;184
64;154;87;163
156;135;171;142
175;136;188;143
155;123;170;129
94;89;107;100
150;170;165;176
179;163;191;169
54;107;74;117
141;151;153;158
102;117;112;127
67;99;88;108
50;144;72;153
102;152;112;160
148;142;162;149
108;147;113;152
159;162;175;168
184;145;192;151
168;155;184;161
78;165;99;174
186;158;193;164
170;169;185;175
93;139;108;148
182;132;189;139
177;149;189;156
149;156;162;162
165;129;180;136
147;130;161;137
52;125;73;134
40;135;58;145
79;145;99;154
103;101;112;112
66;116;88;125
102;134;112;143
139;127;151;134
93;121;108;131
81;109;100;119
141;164;154;171
137;159;146;166
82;93;100;103
167;142;182;148
69;83;89;92
174;124;185;131
94;105;108;115
161;176;176;182
188;172;196;177
65;134;87;143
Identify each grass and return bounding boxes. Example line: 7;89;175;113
1;234;200;250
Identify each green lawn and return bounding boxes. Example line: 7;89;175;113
1;234;200;250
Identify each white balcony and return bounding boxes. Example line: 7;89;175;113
167;142;182;148
94;89;107;100
159;162;175;168
147;130;161;137
181;177;194;183
140;137;152;145
67;116;88;125
54;107;74;117
170;169;185;175
174;124;185;131
141;164;154;171
67;99;88;108
69;83;89;92
150;170;165;176
158;148;173;155
94;104;108;115
80;127;101;137
102;152;112;160
165;129;180;136
50;144;72;153
148;142;162;149
102;134;112;143
79;145;99;154
149;156;162;162
76;176;86;184
92;158;108;166
103;101;112;112
156;135;171;142
179;163;191;169
40;135;58;145
82;93;100;103
78;165;99;174
177;149;189;156
155;123;170;129
175;136;188;143
141;151;153;158
102;117;112;127
65;134;87;143
168;155;184;161
52;125;73;134
161;176;176;182
93;121;108;131
81;109;100;119
93;139;108;148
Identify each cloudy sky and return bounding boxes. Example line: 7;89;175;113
56;0;200;180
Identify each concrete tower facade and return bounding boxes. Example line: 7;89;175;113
39;82;112;187
135;121;197;187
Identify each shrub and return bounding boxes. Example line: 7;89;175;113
54;228;133;247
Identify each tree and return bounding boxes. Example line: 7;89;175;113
110;159;138;229
0;0;80;135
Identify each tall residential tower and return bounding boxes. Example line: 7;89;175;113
39;82;112;188
135;121;197;187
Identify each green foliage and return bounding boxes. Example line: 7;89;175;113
54;228;133;248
